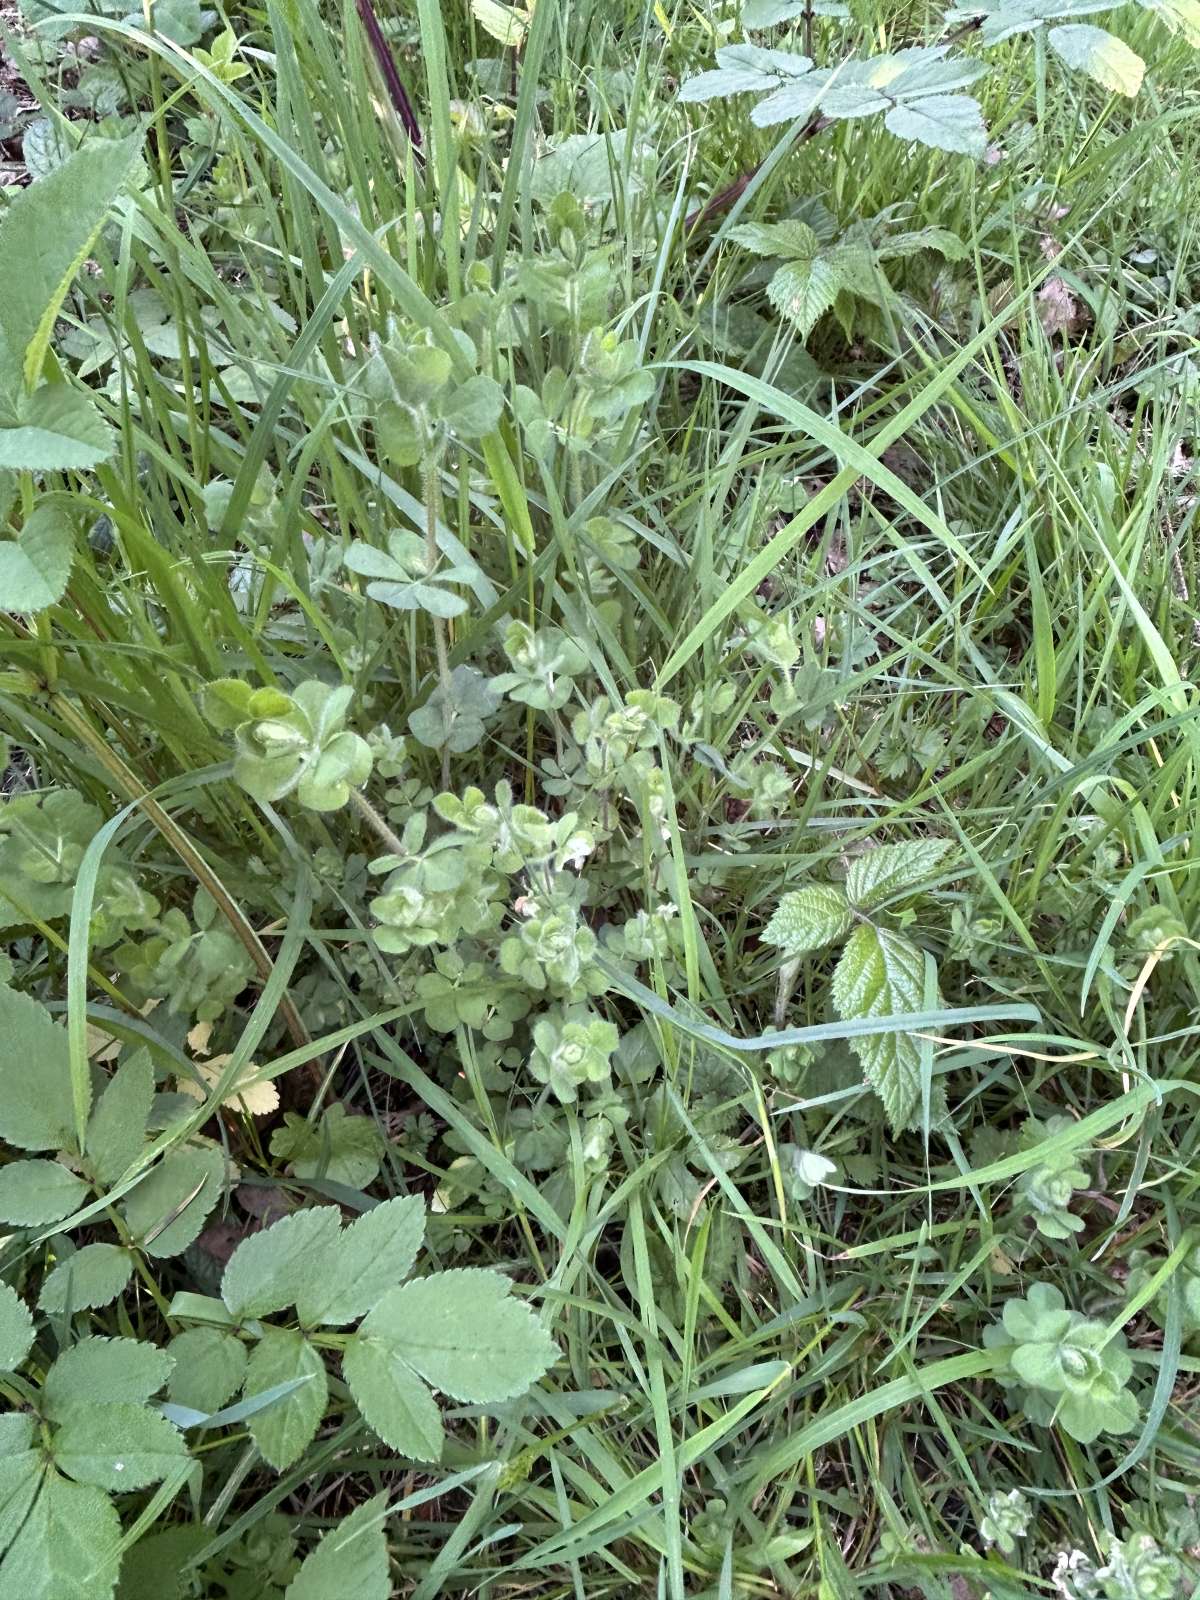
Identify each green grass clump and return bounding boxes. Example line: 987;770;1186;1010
0;0;1199;1593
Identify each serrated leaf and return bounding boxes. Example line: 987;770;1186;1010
52;1400;187;1490
0;1449;42;1560
0;382;114;470
39;1243;133;1315
86;1051;154;1189
763;884;852;954
166;1327;247;1414
1136;0;1200;43
0;1282;34;1371
884;95;987;156
121;1144;225;1259
845;839;952;911
729;219;821;259
342;1334;443;1461
831;925;929;1131
0;984;76;1150
0;1159;87;1225
0;132;141;397
221;1207;342;1321
767;257;844;338
244;1328;327;1472
958;0;1113;44
286;1492;390;1600
295;1195;426;1328
44;1337;172;1421
0;503;73;613
1047;24;1144;93
679;41;813;102
0;1472;120;1600
750;70;830;124
361;1269;558;1402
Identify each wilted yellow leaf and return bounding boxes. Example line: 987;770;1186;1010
179;1055;279;1116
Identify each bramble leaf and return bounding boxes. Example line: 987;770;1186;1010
0;1283;34;1372
0;504;73;613
166;1328;247;1414
52;1401;187;1490
44;1337;171;1420
0;1159;87;1226
39;1244;133;1315
1047;24;1144;93
844;839;952;911
0;984;76;1151
831;925;930;1130
762;885;853;955
0;1472;120;1600
86;1051;154;1189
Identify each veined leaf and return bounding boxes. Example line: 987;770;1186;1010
43;1337;172;1421
0;984;76;1151
51;1401;187;1491
244;1327;327;1472
0;132;141;397
471;0;530;47
767;256;844;338
121;1144;225;1260
884;94;987;155
762;885;853;954
680;42;813;103
221;1206;342;1321
1136;0;1200;43
831;925;933;1130
845;839;953;911
0;1283;34;1373
86;1051;154;1189
360;1268;558;1403
39;1244;133;1316
0;1159;87;1226
0;504;74;614
295;1195;426;1328
342;1333;444;1461
729;219;822;259
1047;24;1145;93
286;1493;390;1600
0;1472;120;1600
0;384;114;472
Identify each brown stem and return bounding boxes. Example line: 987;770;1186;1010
355;0;425;164
684;116;832;234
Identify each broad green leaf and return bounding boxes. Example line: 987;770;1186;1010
52;1400;187;1490
39;1243;133;1315
0;504;73;613
0;1472;120;1600
0;132;141;396
441;374;504;439
0;1282;34;1372
730;219;822;260
0;382;114;471
342;1334;444;1461
0;1450;42;1559
221;1206;342;1321
44;1337;172;1421
767;257;844;339
884;95;987;156
844;839;952;911
679;42;813;102
86;1051;154;1189
296;1195;426;1328
762;885;852;955
1047;24;1144;93
0;1159;87;1226
0;984;76;1150
1136;0;1200;43
751;73;829;124
951;0;1114;44
0;1415;33;1457
285;1492;390;1600
361;1268;558;1403
166;1328;247;1414
831;925;930;1131
110;1526;209;1600
244;1328;327;1472
121;1144;225;1259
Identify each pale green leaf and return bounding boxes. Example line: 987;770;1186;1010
361;1268;558;1403
884;95;987;156
221;1206;342;1321
729;219;820;259
0;1159;87;1226
767;257;844;339
244;1328;327;1472
680;42;813;103
285;1492;390;1600
342;1334;443;1461
121;1144;225;1260
166;1327;247;1414
0;1472;120;1600
831;925;930;1130
0;1282;34;1372
762;885;852;954
52;1400;187;1490
1136;0;1200;43
1047;24;1145;94
86;1051;154;1189
844;839;952;911
470;0;529;47
0;984;76;1150
39;1243;133;1315
44;1337;172;1421
0;382;113;471
295;1195;426;1328
0;1450;42;1559
0;504;73;614
0;133;141;395
441;374;504;440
